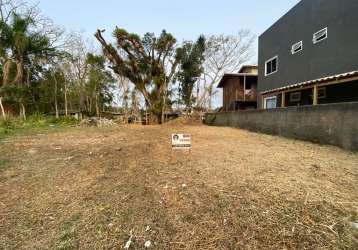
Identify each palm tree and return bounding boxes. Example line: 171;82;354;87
0;13;55;118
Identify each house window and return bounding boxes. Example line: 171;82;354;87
313;27;328;44
291;41;303;54
264;96;277;109
290;92;301;102
318;87;326;99
265;56;278;76
245;80;252;90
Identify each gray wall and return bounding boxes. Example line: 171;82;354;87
258;0;358;106
204;102;358;151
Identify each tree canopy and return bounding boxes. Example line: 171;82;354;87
176;36;206;111
95;28;184;123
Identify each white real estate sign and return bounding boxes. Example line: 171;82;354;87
172;134;191;150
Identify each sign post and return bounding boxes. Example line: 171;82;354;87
171;134;191;152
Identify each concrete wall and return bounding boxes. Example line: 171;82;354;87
204;102;358;151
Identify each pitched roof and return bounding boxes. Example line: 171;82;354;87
217;65;258;88
217;73;258;88
238;65;258;73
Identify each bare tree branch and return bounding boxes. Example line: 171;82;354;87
196;30;256;110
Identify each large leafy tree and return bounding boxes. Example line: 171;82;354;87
176;36;206;111
95;28;181;123
1;13;55;86
0;12;56;117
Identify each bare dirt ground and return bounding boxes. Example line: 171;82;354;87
0;122;357;249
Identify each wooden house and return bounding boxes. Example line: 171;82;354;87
218;65;258;111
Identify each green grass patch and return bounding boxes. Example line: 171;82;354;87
204;114;217;124
58;213;81;250
0;113;79;139
0;158;9;169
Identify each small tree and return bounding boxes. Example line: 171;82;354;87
64;31;90;114
86;53;115;116
38;68;65;116
176;36;206;112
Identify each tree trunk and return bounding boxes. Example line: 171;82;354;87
87;96;92;114
2;59;12;86
196;81;200;108
208;95;212;111
14;58;24;87
161;99;165;124
0;97;6;119
161;76;167;124
123;90;129;124
95;94;99;117
79;80;85;113
64;79;68;117
20;103;26;120
143;96;163;125
208;86;213;111
145;110;148;125
27;65;31;86
53;72;59;119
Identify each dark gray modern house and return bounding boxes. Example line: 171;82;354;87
258;0;358;109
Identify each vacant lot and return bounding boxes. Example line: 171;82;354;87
0;122;357;249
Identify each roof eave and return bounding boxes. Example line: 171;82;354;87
218;73;258;88
261;70;358;95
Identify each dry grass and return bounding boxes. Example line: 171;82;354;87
0;122;357;249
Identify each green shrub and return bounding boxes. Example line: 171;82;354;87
0;113;79;138
27;112;47;123
205;114;216;124
0;117;17;130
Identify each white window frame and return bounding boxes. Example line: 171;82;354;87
290;92;301;102
291;41;303;54
313;27;328;44
264;96;277;109
265;56;278;76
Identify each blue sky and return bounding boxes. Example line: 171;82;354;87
27;0;301;107
30;0;300;56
